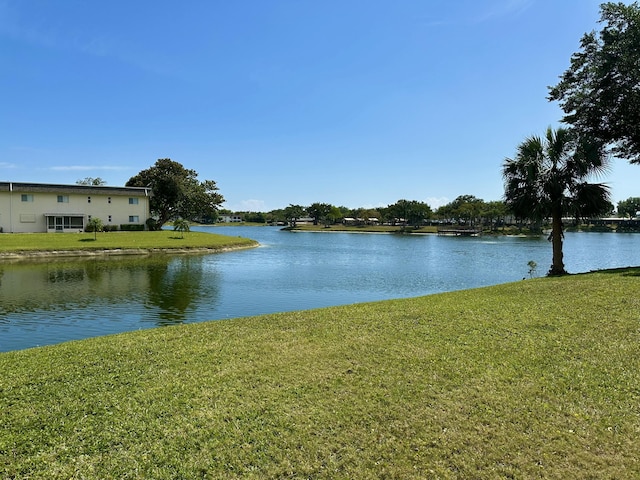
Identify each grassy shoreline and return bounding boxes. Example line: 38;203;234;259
2;268;639;478
0;231;258;260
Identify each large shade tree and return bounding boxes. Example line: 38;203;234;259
384;199;432;227
306;202;332;226
549;2;640;164
617;196;640;218
503;127;611;276
283;204;305;227
126;159;224;228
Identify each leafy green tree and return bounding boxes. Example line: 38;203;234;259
336;206;351;218
77;177;107;186
126;159;224;228
405;201;432;227
180;179;223;224
385;200;409;226
450;195;483;225
436;195;483;225
266;209;286;224
617;197;640;218
435;203;455;223
173;218;190;239
283;204;305;227
348;208;381;225
549;2;640;164
377;205;392;224
480;200;508;230
306;203;332;225
362;208;381;224
385;200;431;227
242;211;267;223
86;217;103;240
503;127;611;276
326;205;343;225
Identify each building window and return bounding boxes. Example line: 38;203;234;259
108;215;112;222
108;197;111;204
88;196;91;203
21;194;34;202
129;197;139;205
129;216;139;223
47;216;84;229
57;195;69;203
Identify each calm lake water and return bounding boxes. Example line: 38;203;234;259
1;226;639;352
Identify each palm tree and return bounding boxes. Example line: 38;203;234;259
173;218;190;239
503;127;611;276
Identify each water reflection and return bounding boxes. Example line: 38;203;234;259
2;228;640;352
146;257;213;325
0;255;220;338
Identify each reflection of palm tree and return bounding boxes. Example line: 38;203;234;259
503;127;611;275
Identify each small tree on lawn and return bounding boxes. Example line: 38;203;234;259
173;218;190;239
527;260;538;279
87;217;103;240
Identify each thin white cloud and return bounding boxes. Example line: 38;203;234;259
474;0;534;23
0;161;17;169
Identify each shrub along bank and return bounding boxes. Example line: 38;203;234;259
1;268;639;478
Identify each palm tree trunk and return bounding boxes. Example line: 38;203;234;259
549;207;567;276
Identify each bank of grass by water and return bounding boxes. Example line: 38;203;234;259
2;268;639;478
0;231;257;258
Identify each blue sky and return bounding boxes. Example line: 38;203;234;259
1;0;638;212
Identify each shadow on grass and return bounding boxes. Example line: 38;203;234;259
168;236;185;240
78;238;97;242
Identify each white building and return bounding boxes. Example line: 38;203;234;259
0;182;151;233
219;214;243;223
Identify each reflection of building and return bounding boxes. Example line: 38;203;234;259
0;182;151;233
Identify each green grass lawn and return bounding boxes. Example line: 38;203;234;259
0;231;257;254
1;268;640;478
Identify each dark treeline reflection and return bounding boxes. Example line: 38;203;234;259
0;255;220;326
146;256;212;325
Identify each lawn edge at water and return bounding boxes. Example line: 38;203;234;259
0;231;258;261
2;267;640;478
